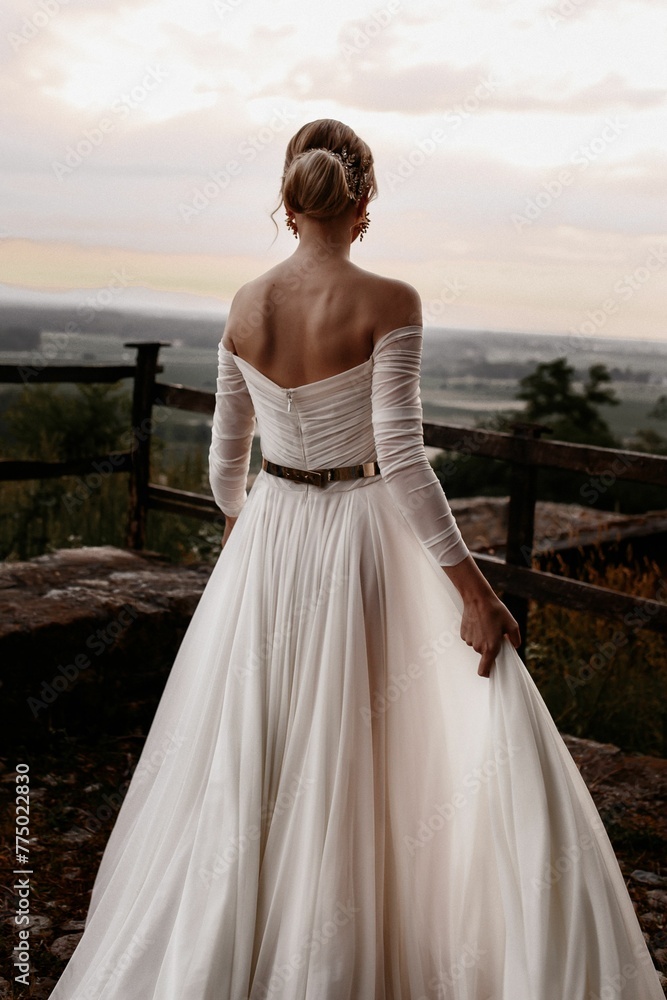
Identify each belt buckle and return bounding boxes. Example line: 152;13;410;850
304;469;325;487
283;466;325;487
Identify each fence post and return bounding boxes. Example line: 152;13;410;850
124;342;168;550
504;422;550;658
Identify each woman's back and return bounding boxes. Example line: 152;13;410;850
222;256;422;389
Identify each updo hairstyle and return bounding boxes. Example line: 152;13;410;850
271;119;377;230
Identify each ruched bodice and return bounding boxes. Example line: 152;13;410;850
209;325;470;567
232;353;377;470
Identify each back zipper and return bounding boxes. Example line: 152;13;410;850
286;389;293;412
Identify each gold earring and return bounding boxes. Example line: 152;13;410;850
358;213;370;242
285;212;298;238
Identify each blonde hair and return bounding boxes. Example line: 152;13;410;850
271;119;377;233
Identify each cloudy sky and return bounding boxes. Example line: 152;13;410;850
1;0;666;338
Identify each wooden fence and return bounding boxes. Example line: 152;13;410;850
1;340;667;653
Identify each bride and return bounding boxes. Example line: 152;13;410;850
219;119;520;678
49;119;664;999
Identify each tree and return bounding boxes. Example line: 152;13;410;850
432;356;626;508
626;427;667;456
648;395;667;422
516;358;619;446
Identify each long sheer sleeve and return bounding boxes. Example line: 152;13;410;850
371;326;469;567
208;342;256;518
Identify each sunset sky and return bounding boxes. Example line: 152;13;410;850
1;0;666;338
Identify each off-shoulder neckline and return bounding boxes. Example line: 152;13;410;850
225;325;422;391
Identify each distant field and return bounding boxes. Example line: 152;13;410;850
420;374;666;443
1;327;666;452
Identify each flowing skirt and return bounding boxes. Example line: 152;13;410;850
49;470;664;1000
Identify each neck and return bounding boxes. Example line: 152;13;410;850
291;211;356;263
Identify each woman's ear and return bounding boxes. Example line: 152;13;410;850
355;195;370;223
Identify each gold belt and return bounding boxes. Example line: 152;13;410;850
261;457;381;488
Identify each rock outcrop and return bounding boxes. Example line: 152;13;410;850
0;546;212;744
449;496;667;562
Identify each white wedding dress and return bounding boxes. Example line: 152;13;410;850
49;326;664;1000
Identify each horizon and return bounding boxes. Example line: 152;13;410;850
1;281;667;348
1;0;666;342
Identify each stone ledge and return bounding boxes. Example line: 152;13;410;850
449;497;667;560
1;546;213;746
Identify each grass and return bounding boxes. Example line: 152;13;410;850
526;553;667;757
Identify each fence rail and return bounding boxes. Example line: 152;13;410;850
0;363;140;384
154;381;214;415
422;422;667;487
1;340;666;652
476;554;667;634
0;452;133;482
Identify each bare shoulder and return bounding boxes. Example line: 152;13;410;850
221;290;244;353
364;275;422;344
382;277;422;321
221;278;263;353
